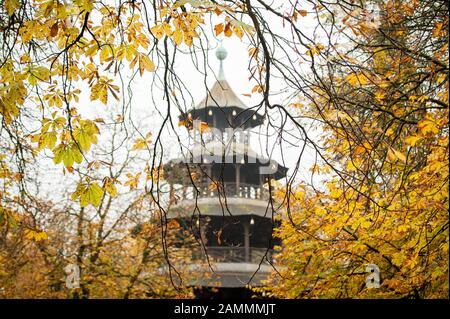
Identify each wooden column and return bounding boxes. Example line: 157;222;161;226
235;164;240;196
206;165;212;181
243;222;250;263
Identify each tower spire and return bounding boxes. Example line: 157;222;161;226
216;44;227;81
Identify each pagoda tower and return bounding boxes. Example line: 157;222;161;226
165;45;287;298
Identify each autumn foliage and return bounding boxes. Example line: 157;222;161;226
0;0;448;298
263;0;449;298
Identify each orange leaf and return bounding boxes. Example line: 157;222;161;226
224;23;232;37
214;23;224;36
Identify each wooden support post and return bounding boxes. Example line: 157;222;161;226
244;222;250;263
236;164;240;196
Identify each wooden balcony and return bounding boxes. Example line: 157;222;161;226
193;246;274;265
171;182;270;201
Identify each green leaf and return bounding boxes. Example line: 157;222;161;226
62;148;74;167
72;181;104;207
52;142;84;167
52;144;65;164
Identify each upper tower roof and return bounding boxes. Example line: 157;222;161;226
197;45;246;108
196;79;247;109
179;45;265;130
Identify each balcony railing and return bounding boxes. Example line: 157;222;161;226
172;182;270;201
193;246;274;264
199;130;251;144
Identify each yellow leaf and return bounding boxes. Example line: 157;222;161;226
362;141;372;150
397;224;410;233
90;77;119;104
386;148;396;162
124;172;141;191
252;84;264;93
330;189;342;199
103;178;118;197
385;128;394;136
162;22;172;36
346;72;370;86
125;44;136;62
100;46;113;64
24;229;48;242
28;66;50;86
4;0;20;16
173;28;183;46
73;120;99;151
132;132;152;150
91;82;108;104
20;54;31;63
184;33;193;46
374;91;385;101
38;131;57;150
150;24;164;40
347;160;358;171
305;44;325;56
387;147;406;163
405;135;421;146
418;118;439;135
248;47;257;57
138;54;155;76
75;0;94;12
233;26;244;39
393;149;406;163
298;9;307;17
417;95;428;103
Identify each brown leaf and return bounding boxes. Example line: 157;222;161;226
216;228;223;246
298;9;307;17
50;22;59;37
224;23;232;37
